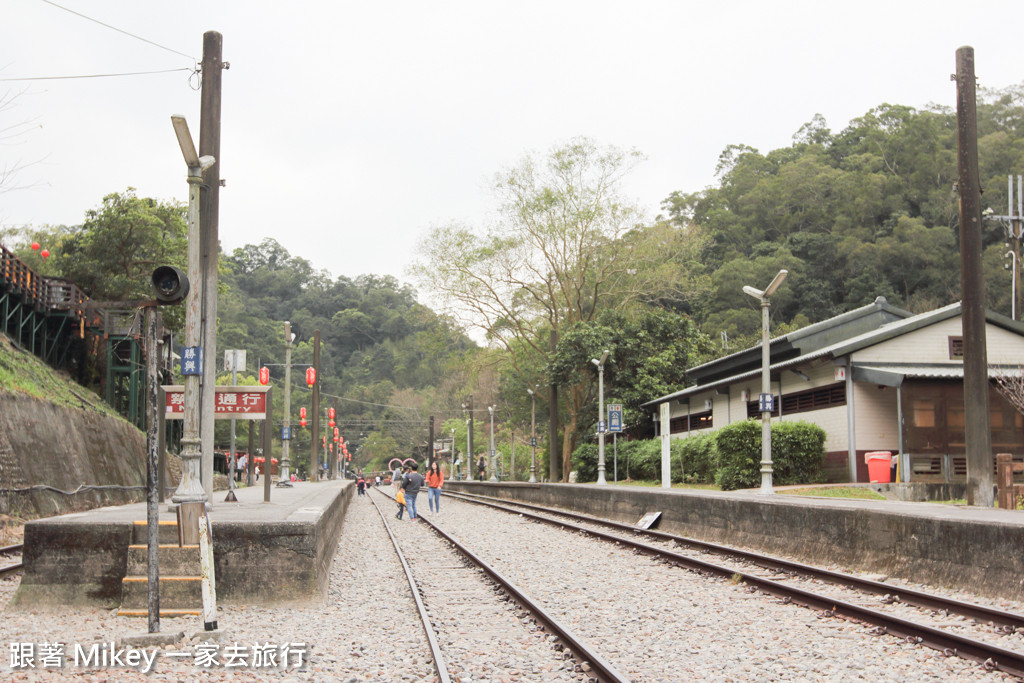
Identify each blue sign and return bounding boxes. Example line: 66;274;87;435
608;404;623;433
597;420;607;434
281;426;291;441
759;393;774;413
180;346;203;375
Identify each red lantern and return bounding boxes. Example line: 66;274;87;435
40;249;49;259
333;427;339;438
322;437;326;448
346;453;351;461
300;407;306;419
333;434;339;443
328;419;335;428
305;367;316;387
31;242;40;251
328;407;335;420
259;367;269;385
300;418;307;428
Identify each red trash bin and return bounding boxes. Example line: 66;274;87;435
865;451;892;483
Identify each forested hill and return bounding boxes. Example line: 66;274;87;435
660;85;1024;348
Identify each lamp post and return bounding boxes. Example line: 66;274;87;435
465;418;471;481
527;388;538;483
488;405;497;481
591;350;610;485
1007;250;1019;320
169;115;213;505
279;321;295;484
743;269;788;495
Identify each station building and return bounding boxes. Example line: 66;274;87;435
641;297;1024;483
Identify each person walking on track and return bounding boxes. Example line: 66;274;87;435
401;462;425;521
425;460;444;515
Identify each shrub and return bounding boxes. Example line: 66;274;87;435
714;419;827;490
714;420;762;490
771;420;827;485
676;431;717;484
571;443;599;482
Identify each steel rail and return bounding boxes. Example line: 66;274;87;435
445;490;1024;629
374;488;630;683
0;544;23;555
366;491;452;683
445;490;1024;679
0;543;23;576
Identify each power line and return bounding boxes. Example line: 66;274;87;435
0;68;193;82
38;0;196;61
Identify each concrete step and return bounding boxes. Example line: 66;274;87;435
132;520;182;545
125;545;200;576
119;576;202;610
117;608;201;619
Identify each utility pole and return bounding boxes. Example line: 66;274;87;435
280;321;293;484
466;395;474;480
983;175;1023;320
198;31;224;503
310;330;320;481
549;330;560;482
428;415;435;468
956;46;994;507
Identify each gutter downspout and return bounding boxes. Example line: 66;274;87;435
845;357;857;482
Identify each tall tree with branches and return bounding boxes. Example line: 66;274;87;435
412;138;708;479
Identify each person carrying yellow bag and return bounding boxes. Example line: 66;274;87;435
395;487;406;520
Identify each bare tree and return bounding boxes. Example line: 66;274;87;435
0;88;45;197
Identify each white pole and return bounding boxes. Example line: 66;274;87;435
660;402;671;488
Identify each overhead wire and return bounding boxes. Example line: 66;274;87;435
38;0;196;61
0;68;193;82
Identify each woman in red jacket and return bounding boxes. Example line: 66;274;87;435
425;460;444;514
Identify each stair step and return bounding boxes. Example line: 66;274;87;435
120;576;202;610
117;608;201;618
125;545;200;575
132;520;181;545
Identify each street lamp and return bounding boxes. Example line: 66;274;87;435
169;115;214;505
591;350;610;485
1007;250;1018;320
743;269;788;495
527;387;538;483
488;405;497;481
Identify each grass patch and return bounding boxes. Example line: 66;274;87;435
0;335;118;417
780;486;886;500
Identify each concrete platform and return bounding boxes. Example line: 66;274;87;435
448;481;1024;602
11;479;353;610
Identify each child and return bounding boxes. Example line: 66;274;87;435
395;488;406;519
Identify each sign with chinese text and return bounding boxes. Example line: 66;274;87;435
759;392;774;413
180;346;203;375
608;404;623;433
162;385;269;420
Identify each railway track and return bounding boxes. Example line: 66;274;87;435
367;488;628;683
444;489;1024;679
0;543;23;577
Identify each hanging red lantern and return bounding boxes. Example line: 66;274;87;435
40;249;49;259
328;407;335;420
300;407;306;419
322;437;326;448
259;367;269;385
300;418;307;428
333;434;339;443
333;427;339;438
305;367;316;387
31;242;40;251
328;419;335;428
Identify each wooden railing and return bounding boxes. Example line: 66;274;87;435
0;244;91;321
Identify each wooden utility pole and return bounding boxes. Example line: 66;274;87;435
956;46;994;507
310;330;321;480
199;31;224;500
549;330;560;482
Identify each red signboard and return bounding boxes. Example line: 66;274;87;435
162;385;269;420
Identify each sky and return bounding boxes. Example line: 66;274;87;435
4;0;1024;292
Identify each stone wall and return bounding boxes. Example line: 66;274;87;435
0;392;147;518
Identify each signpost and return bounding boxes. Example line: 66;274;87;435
608;404;622;483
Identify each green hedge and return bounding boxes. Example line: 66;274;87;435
572;419;826;489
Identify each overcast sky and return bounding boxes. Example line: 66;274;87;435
4;1;1024;289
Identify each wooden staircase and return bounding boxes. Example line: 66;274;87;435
117;520;202;618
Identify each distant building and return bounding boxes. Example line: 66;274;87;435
641;297;1024;483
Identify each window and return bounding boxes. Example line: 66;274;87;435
948;336;964;360
746;382;846;418
911;399;936;428
670;410;712;433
